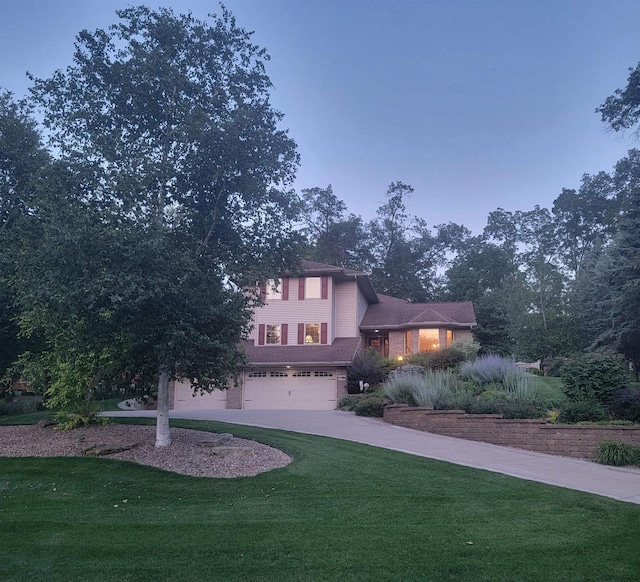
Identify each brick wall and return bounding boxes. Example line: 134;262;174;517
388;331;404;359
383;405;640;459
226;385;242;409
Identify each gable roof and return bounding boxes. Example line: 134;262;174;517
291;260;378;304
242;337;362;367
360;294;476;329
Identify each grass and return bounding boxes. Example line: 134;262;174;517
532;375;565;405
2;417;640;581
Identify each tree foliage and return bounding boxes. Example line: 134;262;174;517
598;61;640;139
14;6;301;444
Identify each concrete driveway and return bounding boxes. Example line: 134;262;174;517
106;409;640;505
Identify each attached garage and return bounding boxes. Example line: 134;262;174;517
173;380;228;410
243;369;338;410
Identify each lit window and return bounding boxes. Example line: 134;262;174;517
266;324;281;345
305;277;321;299
305;324;320;343
419;329;439;352
266;279;282;300
446;329;453;346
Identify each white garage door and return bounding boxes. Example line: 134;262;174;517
243;370;337;410
173;380;228;410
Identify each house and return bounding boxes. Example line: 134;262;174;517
171;260;476;410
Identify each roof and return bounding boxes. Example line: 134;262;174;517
243;337;362;367
289;260;378;304
360;294;476;329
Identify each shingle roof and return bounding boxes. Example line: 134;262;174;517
360;294;476;329
243;337;362;366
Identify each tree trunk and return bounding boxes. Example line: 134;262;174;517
155;370;171;447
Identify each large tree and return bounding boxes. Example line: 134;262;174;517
299;185;369;269
0;91;49;390
578;150;640;379
22;6;301;445
597;61;640;139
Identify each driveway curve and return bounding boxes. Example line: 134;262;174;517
106;409;640;505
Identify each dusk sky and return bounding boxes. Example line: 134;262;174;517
2;0;639;234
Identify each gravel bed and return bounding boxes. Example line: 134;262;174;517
0;424;292;478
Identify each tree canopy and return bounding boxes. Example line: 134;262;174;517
11;6;302;445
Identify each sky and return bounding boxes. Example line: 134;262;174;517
1;0;639;234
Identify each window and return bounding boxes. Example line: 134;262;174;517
266;279;282;300
266;324;281;345
269;371;288;377
305;323;320;344
419;329;440;352
314;371;333;377
248;371;267;378
305;277;322;298
405;330;412;355
292;371;311;377
446;329;453;346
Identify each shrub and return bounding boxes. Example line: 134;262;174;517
558;400;607;423
411;369;457;408
608;387;640;423
352;396;384;417
347;348;392;394
384;367;422;406
425;347;467;370
561;352;628;405
0;395;43;416
595;440;640;466
337;395;360;411
450;338;481;360
55;400;107;430
502;368;537;401
459;355;518;385
450;392;544;418
404;353;434;369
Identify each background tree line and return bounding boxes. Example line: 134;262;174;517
298;62;640;375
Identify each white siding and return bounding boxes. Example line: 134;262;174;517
252;277;334;344
356;284;369;328
333;280;358;337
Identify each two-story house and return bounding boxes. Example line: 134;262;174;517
172;260;476;410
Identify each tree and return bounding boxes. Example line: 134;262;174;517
579;150;640;379
23;6;301;445
0;91;49;390
597;62;640;139
551;172;617;279
299;185;369;269
366;182;469;301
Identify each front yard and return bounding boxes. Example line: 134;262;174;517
2;418;639;581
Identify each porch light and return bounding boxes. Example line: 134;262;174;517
397;355;403;362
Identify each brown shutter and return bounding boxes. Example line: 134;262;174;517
321;323;328;344
321;276;328;299
282;277;289;301
298;323;304;345
298;277;305;300
281;323;288;346
258;324;265;345
259;284;267;303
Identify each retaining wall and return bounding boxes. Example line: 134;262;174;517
383;405;640;459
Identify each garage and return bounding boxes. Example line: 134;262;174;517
243;369;337;410
173;380;228;410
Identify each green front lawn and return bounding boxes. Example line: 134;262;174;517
2;418;639;581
